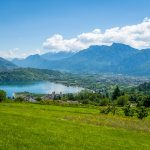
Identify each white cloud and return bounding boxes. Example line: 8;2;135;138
1;18;150;59
43;18;150;52
0;48;42;59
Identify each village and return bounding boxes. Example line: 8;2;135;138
13;91;79;104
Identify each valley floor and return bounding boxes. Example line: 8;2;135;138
0;103;150;150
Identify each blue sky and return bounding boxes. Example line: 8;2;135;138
0;0;150;58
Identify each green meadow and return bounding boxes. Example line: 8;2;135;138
0;103;150;150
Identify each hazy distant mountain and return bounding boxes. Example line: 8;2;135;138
41;51;75;61
0;57;17;71
12;54;50;69
53;43;138;72
12;52;75;69
11;43;150;76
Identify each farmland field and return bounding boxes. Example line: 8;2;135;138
0;103;150;150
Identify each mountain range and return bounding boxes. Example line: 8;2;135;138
1;43;150;76
12;51;75;69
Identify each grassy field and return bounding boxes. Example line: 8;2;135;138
0;103;150;150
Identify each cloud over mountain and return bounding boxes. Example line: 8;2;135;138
43;18;150;52
0;48;43;59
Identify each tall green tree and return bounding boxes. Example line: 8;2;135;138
112;86;121;100
0;90;7;102
143;96;150;107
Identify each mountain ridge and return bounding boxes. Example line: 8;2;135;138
11;43;150;76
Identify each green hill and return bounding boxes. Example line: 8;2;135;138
0;57;17;71
0;68;67;82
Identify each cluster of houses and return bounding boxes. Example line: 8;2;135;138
14;91;63;102
13;91;79;104
41;92;63;100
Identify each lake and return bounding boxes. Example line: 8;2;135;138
0;81;83;97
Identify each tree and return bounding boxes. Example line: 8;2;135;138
136;106;148;119
112;86;121;100
0;90;7;102
100;98;109;106
123;104;134;117
138;82;150;91
14;97;25;102
35;97;42;101
117;95;129;106
143;96;150;107
129;94;138;102
82;100;90;104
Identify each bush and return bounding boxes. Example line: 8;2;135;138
0;90;7;102
40;100;54;105
14;97;26;102
82;100;90;104
100;105;111;114
143;96;150;107
137;100;143;107
111;104;117;115
75;90;103;104
117;95;129;106
35;97;42;101
123;104;134;117
100;104;117;115
100;98;109;106
136;106;148;119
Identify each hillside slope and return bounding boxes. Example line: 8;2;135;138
0;57;17;71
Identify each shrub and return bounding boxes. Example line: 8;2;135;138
100;105;111;114
0;90;7;102
82;100;90;104
40;100;54;105
14;97;26;102
137;100;143;107
117;95;129;106
36;97;42;101
100;104;117;115
143;96;150;107
100;98;109;106
111;104;117;115
136;106;148;119
123;104;134;117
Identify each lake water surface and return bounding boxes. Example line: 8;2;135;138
0;81;83;97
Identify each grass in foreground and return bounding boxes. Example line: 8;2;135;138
0;103;150;150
